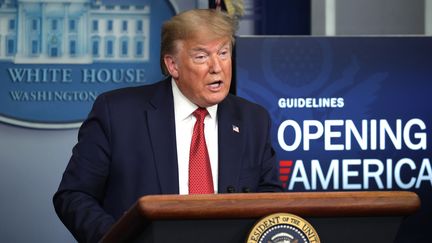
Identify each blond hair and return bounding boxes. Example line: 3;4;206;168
160;9;237;76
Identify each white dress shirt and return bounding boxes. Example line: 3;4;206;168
172;79;219;194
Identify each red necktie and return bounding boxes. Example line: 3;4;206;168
189;108;214;194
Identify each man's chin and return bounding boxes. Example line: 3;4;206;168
199;94;228;107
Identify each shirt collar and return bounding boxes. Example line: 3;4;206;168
171;78;218;121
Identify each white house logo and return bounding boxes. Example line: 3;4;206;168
0;0;175;129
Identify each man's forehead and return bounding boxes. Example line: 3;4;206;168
182;38;231;52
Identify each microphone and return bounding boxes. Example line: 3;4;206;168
226;186;236;193
242;187;251;193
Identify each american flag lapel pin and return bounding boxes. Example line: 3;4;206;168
232;125;240;133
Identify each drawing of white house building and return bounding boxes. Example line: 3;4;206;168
0;0;150;64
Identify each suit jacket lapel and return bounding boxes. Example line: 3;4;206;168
217;96;244;193
147;79;179;194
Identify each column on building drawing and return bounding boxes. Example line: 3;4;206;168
41;2;46;57
63;3;69;58
0;11;5;57
83;4;90;58
16;1;24;57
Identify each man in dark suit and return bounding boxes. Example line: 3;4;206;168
54;9;282;243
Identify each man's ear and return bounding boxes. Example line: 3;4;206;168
164;55;179;78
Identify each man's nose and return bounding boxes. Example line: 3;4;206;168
209;55;222;73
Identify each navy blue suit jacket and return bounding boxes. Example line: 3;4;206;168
53;78;282;242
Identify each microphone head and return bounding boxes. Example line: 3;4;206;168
226;186;235;193
242;187;251;193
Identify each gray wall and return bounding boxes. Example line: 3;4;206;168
337;0;424;35
0;124;77;242
312;0;427;35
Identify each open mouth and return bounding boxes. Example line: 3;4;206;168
208;80;223;89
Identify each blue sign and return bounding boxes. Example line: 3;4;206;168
236;36;432;241
0;0;175;129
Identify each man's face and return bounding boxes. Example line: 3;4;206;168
165;36;232;108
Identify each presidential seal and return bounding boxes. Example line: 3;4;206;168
246;213;320;243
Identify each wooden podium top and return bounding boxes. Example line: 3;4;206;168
136;191;420;219
102;191;420;242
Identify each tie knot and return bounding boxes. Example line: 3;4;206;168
193;108;208;122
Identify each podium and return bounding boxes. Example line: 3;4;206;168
101;191;420;243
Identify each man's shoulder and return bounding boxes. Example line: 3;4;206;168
98;78;170;104
223;94;269;115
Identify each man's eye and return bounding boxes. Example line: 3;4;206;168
193;55;208;63
219;50;230;59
